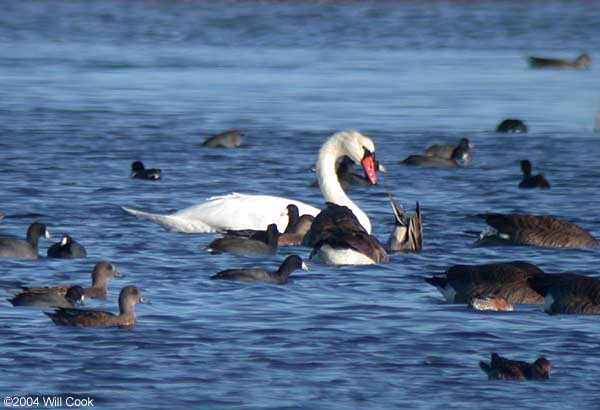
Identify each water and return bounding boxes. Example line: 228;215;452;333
1;1;600;409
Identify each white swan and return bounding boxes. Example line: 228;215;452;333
122;130;377;235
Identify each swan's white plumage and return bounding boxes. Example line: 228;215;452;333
122;193;320;233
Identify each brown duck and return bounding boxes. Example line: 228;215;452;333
9;285;85;308
45;285;149;328
425;261;545;306
475;213;598;248
387;197;422;253
528;273;600;314
480;353;551;380
12;261;121;303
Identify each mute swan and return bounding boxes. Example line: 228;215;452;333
122;130;377;234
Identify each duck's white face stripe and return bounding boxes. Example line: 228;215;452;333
61;236;68;246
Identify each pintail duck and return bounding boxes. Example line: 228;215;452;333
387;197;422;253
425;261;545;305
210;255;308;284
519;160;550;189
475;213;598;248
480;353;550;380
45;285;149;328
528;273;600;314
47;234;87;258
131;161;161;180
529;53;591;69
0;222;51;259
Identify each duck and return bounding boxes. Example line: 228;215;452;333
387;197;422;252
528;273;600;314
496;119;528;133
475;213;598;248
424;138;472;162
401;142;469;168
207;223;279;255
528;53;591;69
0;222;51;259
480;353;551;380
11;261;121;303
131;161;161;180
210;255;308;284
47;234;87;258
202;129;242;148
45;285;149;328
424;261;545;305
121;130;381;234
519;160;550;189
278;214;315;246
9;285;85;308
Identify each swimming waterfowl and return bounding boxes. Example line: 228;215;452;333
12;261;121;302
475;213;598;248
121;130;379;234
519;160;550;189
425;261;545;305
47;234;87;258
496;119;528;133
402;142;469;168
207;223;279;255
202;129;242;148
9;285;85;308
131;161;161;180
278;214;315;246
528;53;591;69
306;203;388;265
528;273;600;314
387;198;422;253
480;353;551;380
425;138;472;162
210;255;308;284
0;222;51;259
45;285;148;328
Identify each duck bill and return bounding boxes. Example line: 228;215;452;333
361;153;378;185
114;271;124;278
140;296;151;305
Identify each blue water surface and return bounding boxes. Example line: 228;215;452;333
1;1;600;409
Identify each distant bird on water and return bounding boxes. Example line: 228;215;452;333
528;53;591;69
480;353;551;381
131;161;161;180
519;160;550;189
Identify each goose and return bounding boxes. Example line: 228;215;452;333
207;223;279;255
121;130;379;234
528;53;591;69
131;161;161;180
210;255;308;284
0;222;51;259
528;273;600;314
480;353;551;381
424;138;472;161
424;261;545;305
519;160;550;189
12;261;121;301
387;198;422;253
45;285;149;328
475;213;598;248
47;234;87;258
496;119;528;133
9;285;85;308
202;129;242;148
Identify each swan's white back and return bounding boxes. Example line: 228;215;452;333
123;193;320;233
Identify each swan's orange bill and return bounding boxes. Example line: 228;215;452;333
361;154;377;185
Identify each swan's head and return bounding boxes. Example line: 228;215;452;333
333;130;378;185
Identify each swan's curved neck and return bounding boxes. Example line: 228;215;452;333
316;137;372;233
